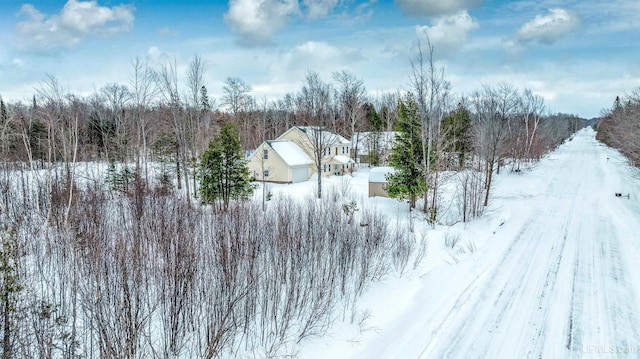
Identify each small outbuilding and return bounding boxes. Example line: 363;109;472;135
368;167;396;197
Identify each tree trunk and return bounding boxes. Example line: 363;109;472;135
484;161;493;207
175;141;182;190
2;292;11;359
317;164;322;199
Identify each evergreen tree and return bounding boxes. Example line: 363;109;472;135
29;120;48;162
198;123;254;211
441;103;472;169
364;102;383;166
200;85;211;113
0;97;7;125
386;95;427;209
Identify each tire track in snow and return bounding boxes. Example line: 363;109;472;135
567;213;640;356
423;191;573;358
525;227;573;359
417;207;551;358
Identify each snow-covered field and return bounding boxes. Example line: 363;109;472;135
263;127;640;358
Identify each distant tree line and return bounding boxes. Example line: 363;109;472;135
597;92;640;166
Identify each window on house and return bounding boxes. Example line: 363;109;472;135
263;149;268;159
263;170;269;177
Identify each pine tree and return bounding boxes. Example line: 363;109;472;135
198;123;254;211
441;103;472;169
386;95;427;209
364;102;383;166
200;85;211;112
0;97;7;125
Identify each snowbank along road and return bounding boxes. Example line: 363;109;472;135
355;128;640;359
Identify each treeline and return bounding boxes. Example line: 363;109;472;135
0;53;584;219
596;92;640;166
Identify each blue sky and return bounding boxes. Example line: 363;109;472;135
1;0;639;118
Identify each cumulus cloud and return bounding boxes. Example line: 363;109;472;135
12;58;26;68
415;11;478;58
512;8;581;46
269;41;362;81
224;0;300;47
395;0;482;17
14;0;134;52
302;0;339;19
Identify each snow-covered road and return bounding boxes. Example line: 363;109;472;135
354;128;640;358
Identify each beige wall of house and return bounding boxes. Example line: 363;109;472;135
278;127;352;177
247;143;292;183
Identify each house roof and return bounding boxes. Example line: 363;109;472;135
331;155;355;164
268;140;313;166
295;126;351;145
353;131;399;155
369;166;396;183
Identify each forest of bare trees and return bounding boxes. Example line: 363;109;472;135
0;48;591;357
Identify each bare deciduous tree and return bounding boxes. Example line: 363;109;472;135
333;70;366;160
296;71;336;199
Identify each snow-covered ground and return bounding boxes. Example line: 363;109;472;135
263;127;640;358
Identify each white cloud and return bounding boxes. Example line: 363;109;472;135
145;46;179;69
13;0;134;52
302;0;339;19
157;26;175;36
416;11;478;58
516;8;580;45
224;0;300;47
395;0;482;17
269;41;363;83
12;58;26;68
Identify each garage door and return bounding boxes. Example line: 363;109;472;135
292;166;308;183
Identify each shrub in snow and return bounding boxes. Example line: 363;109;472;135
0;173;423;358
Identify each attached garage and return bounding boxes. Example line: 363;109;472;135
247;140;313;184
291;166;309;183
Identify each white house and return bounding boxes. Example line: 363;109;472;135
352;131;399;165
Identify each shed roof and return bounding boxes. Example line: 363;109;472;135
369;167;396;183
